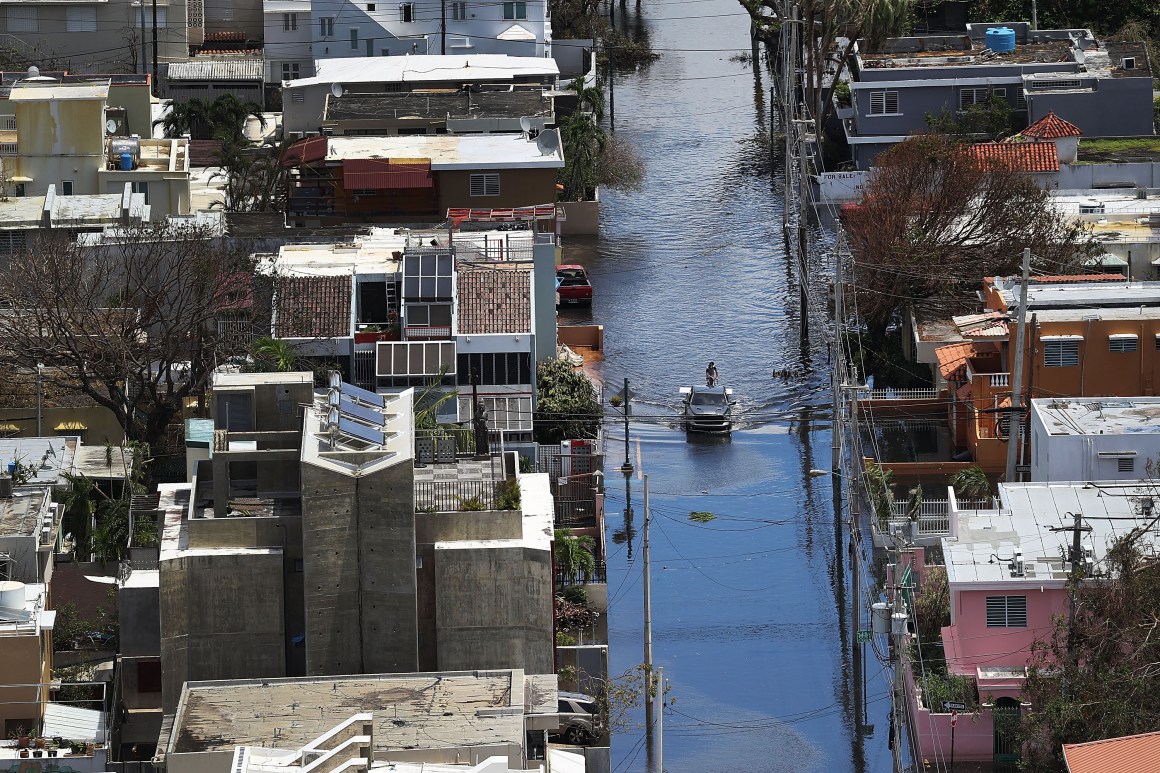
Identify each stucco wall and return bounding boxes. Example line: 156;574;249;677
945;585;1065;675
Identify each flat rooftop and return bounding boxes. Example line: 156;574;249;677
1032;397;1160;436
324;132;564;170
0;489;49;538
324;89;552;122
290;55;559;89
946;481;1160;584
170;670;534;754
994;279;1160;311
0;189;147;229
9;80;109;101
0;437;74;487
860;39;1074;68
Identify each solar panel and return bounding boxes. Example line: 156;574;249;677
338;417;385;446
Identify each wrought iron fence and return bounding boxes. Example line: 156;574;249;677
414;479;501;512
555;560;607;587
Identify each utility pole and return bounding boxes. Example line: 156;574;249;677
139;1;147;80
621;378;632;472
1023;313;1038;474
890;576;906;773
35;364;43;437
621;380;634;560
440;0;447;54
654;664;664;773
642;474;654;760
152;0;159;96
1050;512;1091;699
1005;247;1031;484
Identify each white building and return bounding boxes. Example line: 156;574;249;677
282;54;558;134
1029;397;1160;482
308;0;550;60
263;0;316;84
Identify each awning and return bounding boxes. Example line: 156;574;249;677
0;423;19;432
9;176;32;183
1084;252;1128;267
54;421;87;431
343;159;433;189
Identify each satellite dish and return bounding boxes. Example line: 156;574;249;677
26;65;38;78
1075;48;1086;64
331;82;344;98
519;116;532;134
106;119;118;134
536;129;560;156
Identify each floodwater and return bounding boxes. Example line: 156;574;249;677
557;0;895;770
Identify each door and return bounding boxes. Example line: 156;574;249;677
992;697;1021;766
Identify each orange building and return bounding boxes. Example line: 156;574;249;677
934;278;1160;472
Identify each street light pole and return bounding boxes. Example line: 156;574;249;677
35;364;43;436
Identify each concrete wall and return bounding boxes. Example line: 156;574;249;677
1028;77;1156;137
438;169;559;212
1029;418;1160;482
559;198;599;236
300;459;418;675
0;407;125;446
944;585;1064;675
263;4;315;83
0;633;45;733
119;578;160;658
97;169;191;220
434;544;553;674
204;0;263;39
1057;161;1160;190
159;551;287;711
533;241;556;362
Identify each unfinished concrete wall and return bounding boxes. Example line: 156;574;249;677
119;577;160;658
300;460;418;675
159;551;287;711
434;545;553;674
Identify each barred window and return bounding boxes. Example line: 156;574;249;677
1109;335;1138;353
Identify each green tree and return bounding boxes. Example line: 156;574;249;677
534;359;600;444
154;94;265;143
210;140;289;213
250;336;302;372
554;527;596;584
1021;534;1160;771
950;465;991;499
557;79;644;201
925;94;1018;141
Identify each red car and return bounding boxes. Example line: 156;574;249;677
556;265;593;305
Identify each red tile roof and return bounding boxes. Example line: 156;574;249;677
935;342;976;381
456;268;531;335
274;276;352;338
205;31;247;42
968;142;1060;172
1063;730;1160;772
1023;111;1083;139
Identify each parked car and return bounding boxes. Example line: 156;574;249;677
556;265;593;305
549;691;599;745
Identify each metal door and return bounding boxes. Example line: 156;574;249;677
993;697;1021;765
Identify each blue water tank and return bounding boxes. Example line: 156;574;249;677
985;26;1016;53
119;152;133;171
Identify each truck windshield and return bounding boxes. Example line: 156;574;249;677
692;392;727;406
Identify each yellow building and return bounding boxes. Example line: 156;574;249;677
4;79;190;219
0;581;53;737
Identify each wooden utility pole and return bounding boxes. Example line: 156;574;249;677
642;474;654;759
440;0;447;53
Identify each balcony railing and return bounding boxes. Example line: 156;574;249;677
875;497;994;539
556;560;607;586
988;373;1010;388
414;479;507;512
859;387;940;401
0;142;17;156
405;325;452;340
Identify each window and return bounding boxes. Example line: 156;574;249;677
7;6;37;32
986;595;1027;628
1015;86;1027;110
406;302;452;328
151;7;168;26
451;1;466;19
376;341;456;378
366;39;374;56
992;87;1007;98
403;251;454;299
1118;457;1136;474
503;1;526;18
469;173;500;197
349;27;358;48
61;181;73;196
960;87;989;109
0;231;25;255
66;6;97;32
136;661;162;693
319;16;334;36
400;2;415;21
1043;338;1080;367
868;90;899;115
1121;57;1136;70
1109;334;1138;353
457;352;532;386
367;2;376;8
131;181;149;204
457;394;533;431
283;12;297;30
281;62;300;81
384;82;404;92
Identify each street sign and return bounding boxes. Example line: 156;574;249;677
950;711;958;728
943;701;966;711
855;629;872;644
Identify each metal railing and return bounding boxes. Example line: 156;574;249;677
414;479;504;512
859;387;940;401
880;497;993;537
0;142;17;156
555;560;607;586
405;325;452;340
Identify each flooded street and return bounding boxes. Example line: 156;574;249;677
558;1;894;770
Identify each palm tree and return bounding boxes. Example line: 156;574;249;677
558;110;607;202
568;77;604;123
250;336;302;372
154;97;211;139
950;466;991;500
554;528;597;584
153;94;266;142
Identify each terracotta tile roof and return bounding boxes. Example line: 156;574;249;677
955;382;972;402
204;31;247;42
1023;111;1083;139
274;276;352;338
1064;730;1160;772
455;267;531;335
968;142;1060;173
935;342;976;381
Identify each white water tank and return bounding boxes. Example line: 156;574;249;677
871;602;892;634
0;581;26;609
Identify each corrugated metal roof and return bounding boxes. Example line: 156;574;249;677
167;60;263;81
43;703;104;742
343;159;433;189
1064;730;1160;772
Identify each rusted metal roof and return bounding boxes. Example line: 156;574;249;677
935;342;976;381
456;267;531;335
274;275;352;338
968;141;1060;172
342;159;432;189
283;135;328;166
1064;731;1160;773
1023;111;1082;139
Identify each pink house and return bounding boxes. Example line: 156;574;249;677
904;481;1155;766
